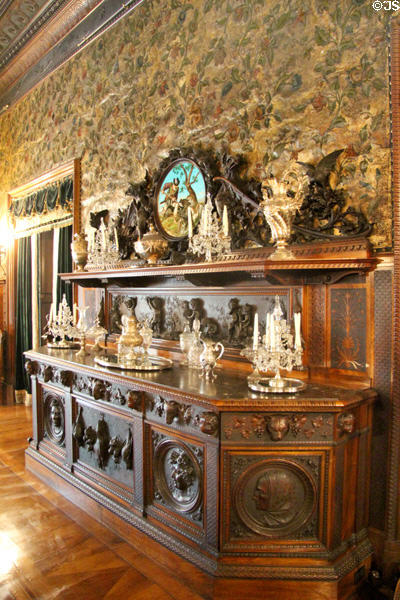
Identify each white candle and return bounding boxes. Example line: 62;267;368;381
222;205;229;237
114;227;119;252
91;229;95;253
58;303;62;323
73;303;78;326
49;303;54;325
100;218;107;248
188;207;193;238
294;312;302;349
265;313;270;348
270;315;276;351
203;206;208;232
253;312;259;350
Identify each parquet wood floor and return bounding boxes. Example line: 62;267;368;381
0;405;210;600
0;405;376;600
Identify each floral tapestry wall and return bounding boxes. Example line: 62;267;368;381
0;0;391;248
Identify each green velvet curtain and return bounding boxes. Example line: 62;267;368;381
9;176;73;219
56;225;73;308
15;237;32;391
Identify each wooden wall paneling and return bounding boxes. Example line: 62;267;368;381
300;284;311;370
386;17;400;572
369;269;392;545
327;283;368;379
307;284;327;369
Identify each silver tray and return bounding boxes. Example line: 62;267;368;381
248;376;306;394
94;353;173;371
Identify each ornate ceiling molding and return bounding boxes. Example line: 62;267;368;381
0;0;70;70
0;0;145;111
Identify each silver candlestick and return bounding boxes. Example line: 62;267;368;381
75;306;89;358
188;195;231;262
241;295;305;393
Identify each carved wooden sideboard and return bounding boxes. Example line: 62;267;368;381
25;344;376;600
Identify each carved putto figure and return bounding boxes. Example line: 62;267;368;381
239;303;254;342
146;297;164;336
228;298;241;344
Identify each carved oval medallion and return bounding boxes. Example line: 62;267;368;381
233;459;316;537
153;439;202;513
44;393;65;445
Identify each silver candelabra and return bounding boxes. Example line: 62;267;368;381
188;195;231;262
241;295;305;393
46;294;77;348
86;217;120;270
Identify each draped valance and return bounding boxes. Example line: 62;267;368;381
9;176;73;237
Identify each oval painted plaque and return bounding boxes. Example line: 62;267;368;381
154;158;206;240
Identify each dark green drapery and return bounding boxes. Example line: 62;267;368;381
15;237;32;391
9;176;73;219
56;225;73;309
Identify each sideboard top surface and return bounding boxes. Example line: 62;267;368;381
25;346;376;412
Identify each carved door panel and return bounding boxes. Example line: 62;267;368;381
147;425;207;546
38;385;67;463
71;399;135;505
221;448;326;554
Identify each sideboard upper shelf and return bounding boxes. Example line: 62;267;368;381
61;239;379;288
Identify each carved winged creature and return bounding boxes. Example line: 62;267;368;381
296;149;344;187
292;149;373;241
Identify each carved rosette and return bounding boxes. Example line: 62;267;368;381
43;392;65;446
153;437;203;515
232;459;316;538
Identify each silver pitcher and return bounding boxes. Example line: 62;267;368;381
200;339;224;381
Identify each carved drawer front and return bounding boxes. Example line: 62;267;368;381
40;387;66;460
71;401;134;501
222;412;334;444
222;449;325;552
73;373;143;411
148;427;205;542
39;364;74;389
145;393;219;439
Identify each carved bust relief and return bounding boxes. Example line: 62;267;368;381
44;393;65;445
233;459;316;538
153;438;202;515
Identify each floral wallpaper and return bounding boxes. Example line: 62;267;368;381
0;0;392;248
